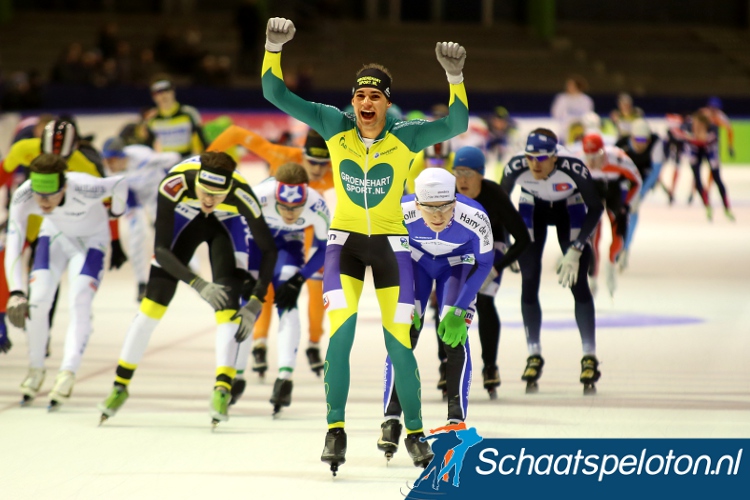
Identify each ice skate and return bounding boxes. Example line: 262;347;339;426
605;263;617;298
706;206;713;221
725;209;736;222
404;432;434;468
98;385;129;424
376;419;402;462
210;387;230;428
437;360;447;401
321;428;347;476
305;346;324;377
482;365;500;400
580;355;601;395
48;370;75;412
521;355;544;394
229;377;246;406
588;275;598;298
269;378;293;417
20;368;46;406
251;345;268;378
617;249;629;273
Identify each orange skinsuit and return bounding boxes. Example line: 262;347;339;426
208;125;333;344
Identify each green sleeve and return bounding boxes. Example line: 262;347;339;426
261;51;350;141
393;82;469;152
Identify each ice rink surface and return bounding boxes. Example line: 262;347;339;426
1;164;749;500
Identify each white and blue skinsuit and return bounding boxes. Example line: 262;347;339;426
383;193;494;423
236;177;330;377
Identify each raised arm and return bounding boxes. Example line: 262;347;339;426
395;43;469;152
261;18;348;140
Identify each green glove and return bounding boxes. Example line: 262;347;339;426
412;309;422;331
438;307;468;348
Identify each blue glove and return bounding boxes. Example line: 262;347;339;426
0;314;11;354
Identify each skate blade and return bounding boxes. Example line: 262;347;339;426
272;405;282;418
211;418;220;430
20;395;35;407
98;414;109;426
488;389;498;400
583;384;597;396
525;382;539;394
330;464;339;477
47;401;61;412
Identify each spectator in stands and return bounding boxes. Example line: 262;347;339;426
132;48;157;87
50;42;87;84
153;27;182;72
114;40;133;84
1;71;42;111
551;75;594;145
97;21;120;59
235;0;263;75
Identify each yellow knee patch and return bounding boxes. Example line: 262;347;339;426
215;310;239;324
139;298;167;320
327;274;364;336
375;286;412;348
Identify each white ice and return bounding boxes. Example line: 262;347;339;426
1;163;748;500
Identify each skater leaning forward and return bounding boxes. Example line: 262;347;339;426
500;129;604;395
98;152;277;426
378;168;493;462
6;154;127;410
261;17;469;473
229;162;331;416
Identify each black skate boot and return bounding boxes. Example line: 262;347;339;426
580;355;601;395
306;347;324;377
270;378;293;417
404;432;434;468
321;428;347;476
229;377;246;406
521;355;544;394
251;345;267;378
482;365;500;400
377;419;403;462
437;360;447;401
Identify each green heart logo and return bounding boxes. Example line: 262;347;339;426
339;160;394;208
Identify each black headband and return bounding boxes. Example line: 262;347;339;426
352;68;391;100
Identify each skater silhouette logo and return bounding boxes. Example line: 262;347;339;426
406;423;484;497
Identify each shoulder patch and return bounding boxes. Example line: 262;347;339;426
160;173;187;202
234;188;262;218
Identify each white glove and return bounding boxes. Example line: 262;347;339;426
7;292;29;329
266;17;296;52
556;248;582;288
435;42;466;84
479;266;499;294
190;277;229;310
233;296;263;342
